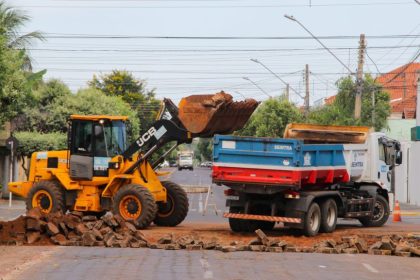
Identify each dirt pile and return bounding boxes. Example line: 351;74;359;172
0;210;419;257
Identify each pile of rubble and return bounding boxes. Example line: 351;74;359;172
0;209;419;257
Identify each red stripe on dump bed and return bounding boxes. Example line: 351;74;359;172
212;165;349;186
223;213;301;224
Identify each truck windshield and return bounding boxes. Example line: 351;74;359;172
180;156;192;160
94;121;126;157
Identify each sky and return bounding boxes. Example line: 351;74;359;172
10;0;420;106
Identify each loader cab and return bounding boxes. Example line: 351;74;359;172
68;115;128;179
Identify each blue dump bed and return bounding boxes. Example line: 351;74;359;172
212;135;350;188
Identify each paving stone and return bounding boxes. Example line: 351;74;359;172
82;215;97;222
158;234;173;244
285;246;298;253
203;242;218;250
266;247;283;253
248;238;263;246
101;214;119;227
236;245;250;251
58;222;69;237
165;244;181;250
221;246;236;253
26;217;41;231
299;247;314;253
93;241;105;247
255;229;269;245
92;228;103;241
355;238;368;253
82;232;97;247
75;224;89;236
395;251;412;257
250;245;265;252
342;248;359;254
51;234;68;246
410;247;420;256
176;235;194;247
370;249;392;255
46;222;60;236
26;208;44;220
186;244;202;250
26;231;41;244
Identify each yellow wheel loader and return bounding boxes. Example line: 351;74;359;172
8;92;257;228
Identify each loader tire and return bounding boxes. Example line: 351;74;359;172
154;181;189;227
113;184;157;229
26;181;66;214
358;195;389;227
320;199;338;233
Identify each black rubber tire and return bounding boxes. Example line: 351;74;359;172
228;207;272;233
228;207;247;232
320;199;338;233
113;184;157;229
359;195;389;227
26;181;66;214
303;202;321;237
154;181;189;227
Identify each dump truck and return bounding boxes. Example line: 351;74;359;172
9;92;258;229
177;151;194;171
212;123;402;236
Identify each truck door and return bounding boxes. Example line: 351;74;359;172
377;140;391;191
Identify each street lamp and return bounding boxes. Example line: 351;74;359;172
250;58;304;100
242;77;272;98
284;14;354;75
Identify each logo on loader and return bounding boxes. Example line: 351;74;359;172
136;127;157;147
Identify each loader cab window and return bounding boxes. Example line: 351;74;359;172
93;121;127;157
72;121;93;156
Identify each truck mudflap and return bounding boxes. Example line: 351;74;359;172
223;212;301;224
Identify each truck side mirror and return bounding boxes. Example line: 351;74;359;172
395;150;402;165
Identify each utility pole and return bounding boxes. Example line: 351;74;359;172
304;64;310;115
285;84;290;102
355;34;366;119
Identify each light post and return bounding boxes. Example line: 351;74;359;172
250;58;304;100
242;77;272;98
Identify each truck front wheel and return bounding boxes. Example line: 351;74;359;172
359;195;389;227
303;202;321;236
320;199;337;233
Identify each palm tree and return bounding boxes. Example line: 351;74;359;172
0;1;44;70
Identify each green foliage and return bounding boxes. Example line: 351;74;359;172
89;70;160;133
307;75;390;131
236;98;303;137
15;131;67;156
195;138;213;161
0;1;44;70
0;37;29;128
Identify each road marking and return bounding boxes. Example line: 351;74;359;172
318;265;327;269
362;263;379;273
200;258;214;279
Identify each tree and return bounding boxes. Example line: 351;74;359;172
89;70;160;133
0;37;28;128
236;98;303;137
0;1;44;69
307;75;390;131
195;138;213;161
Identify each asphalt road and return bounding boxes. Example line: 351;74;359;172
2;246;419;280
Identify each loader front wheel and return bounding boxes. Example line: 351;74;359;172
26;181;65;214
113;184;157;229
154;181;189;227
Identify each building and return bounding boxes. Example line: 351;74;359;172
376;62;420;119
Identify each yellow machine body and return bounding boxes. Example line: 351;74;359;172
9;150;166;212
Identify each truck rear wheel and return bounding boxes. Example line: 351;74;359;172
320;199;337;233
154;181;189;227
303;202;321;237
359;195;389;227
113;184;157;229
228;207;274;232
26;181;65;214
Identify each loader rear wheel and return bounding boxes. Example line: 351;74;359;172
358;195;389;227
154;181;189;227
26;181;65;214
113;184;157;229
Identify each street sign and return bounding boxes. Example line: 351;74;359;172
6;136;18;151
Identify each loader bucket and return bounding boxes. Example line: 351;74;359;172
177;91;258;137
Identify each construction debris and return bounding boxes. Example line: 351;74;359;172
0;210;419;258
